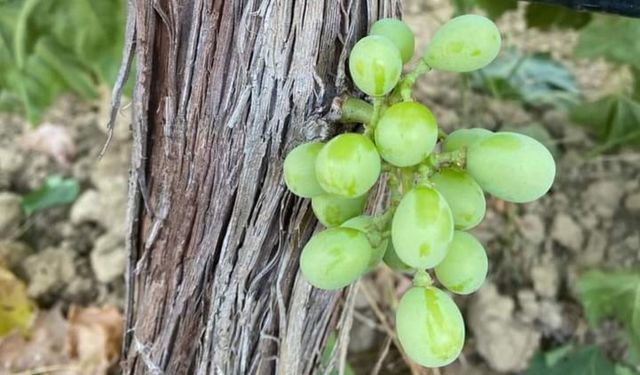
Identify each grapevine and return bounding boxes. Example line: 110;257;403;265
282;15;556;368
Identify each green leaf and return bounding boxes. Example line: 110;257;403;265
0;0;128;123
316;332;356;375
616;365;640;375
525;3;592;30
20;175;80;215
576;16;640;69
569;95;640;151
472;48;581;109
632;67;640;101
576;271;640;359
526;346;616;375
475;0;517;19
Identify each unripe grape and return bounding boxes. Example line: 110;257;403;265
315;133;381;198
435;231;488;294
349;36;403;97
375;102;438;167
383;242;413;273
396;286;465;367
442;128;493;153
312;194;367;227
341;215;387;269
424;15;501;73
370;18;415;63
283;142;325;198
431;168;486;230
466;132;556;203
392;187;454;269
300;228;371;290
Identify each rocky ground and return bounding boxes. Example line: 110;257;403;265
0;1;638;374
0;91;130;313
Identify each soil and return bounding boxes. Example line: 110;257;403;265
0;92;130;312
0;1;638;374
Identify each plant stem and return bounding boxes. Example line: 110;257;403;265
400;167;414;194
339;96;374;124
364;97;385;138
412;269;432;288
429;148;467;170
390;59;432;103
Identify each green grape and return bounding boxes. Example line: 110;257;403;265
435;231;488;295
431;168;486;230
442;128;492;153
312;194;367;227
424;15;501;73
466;132;556;203
375;102;438;167
370;18;415;63
341;215;387;269
283;142;325;198
391;187;454;269
383;242;413;273
348;35;403;97
396;286;465;367
315;133;381;198
300;227;371;290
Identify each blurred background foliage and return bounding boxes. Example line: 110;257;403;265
0;0;128;123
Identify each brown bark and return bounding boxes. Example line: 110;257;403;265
121;0;400;374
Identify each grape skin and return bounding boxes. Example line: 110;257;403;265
391;187;454;269
396;286;465;367
431;168;486;230
435;231;488;295
348;35;403;97
442;128;493;153
424;14;501;73
375;102;438;167
370;18;415;63
315;133;381;198
300;228;371;290
341;215;388;269
311;194;367;227
383;242;413;273
467;132;556;203
283;142;325;198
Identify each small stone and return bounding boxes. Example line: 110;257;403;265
579;232;607;267
551;213;583;252
90;143;130;193
577;212;598;231
538;300;563;331
583;181;624;219
70;190;126;235
518;214;545;245
0;192;24;238
0;148;24;190
468;283;540;373
90;233;126;283
23;246;76;299
70;190;102;224
531;264;559;299
517;290;539;323
0;241;34;275
624;192;640;212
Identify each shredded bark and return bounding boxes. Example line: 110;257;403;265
122;0;400;374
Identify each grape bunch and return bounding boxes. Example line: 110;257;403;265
283;15;556;368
